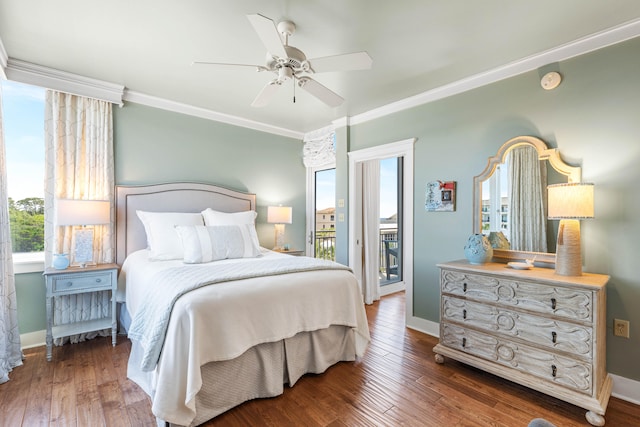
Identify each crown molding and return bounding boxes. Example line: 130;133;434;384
5;59;124;105
350;17;640;126
123;90;304;140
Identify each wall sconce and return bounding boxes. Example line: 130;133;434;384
547;183;594;276
267;206;292;250
56;199;110;267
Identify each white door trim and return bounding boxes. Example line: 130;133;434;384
348;138;416;324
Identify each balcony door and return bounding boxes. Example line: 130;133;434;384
306;166;336;260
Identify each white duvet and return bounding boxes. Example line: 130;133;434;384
121;249;370;425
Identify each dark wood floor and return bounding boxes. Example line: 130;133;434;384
2;292;639;426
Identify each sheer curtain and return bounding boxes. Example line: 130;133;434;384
508;145;547;252
361;160;380;304
44;90;115;344
1;84;23;384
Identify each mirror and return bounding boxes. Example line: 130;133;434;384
473;136;581;264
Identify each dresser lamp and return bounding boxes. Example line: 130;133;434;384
547;183;594;276
56;199;110;267
267;206;292;250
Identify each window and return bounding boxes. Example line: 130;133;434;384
1;80;46;272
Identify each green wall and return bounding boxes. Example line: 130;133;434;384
113;103;307;251
15;272;46;334
14;36;640;383
345;37;640;381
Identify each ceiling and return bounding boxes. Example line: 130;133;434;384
2;0;640;137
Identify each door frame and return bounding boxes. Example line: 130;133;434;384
348;138;415;322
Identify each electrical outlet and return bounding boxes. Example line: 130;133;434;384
614;319;630;338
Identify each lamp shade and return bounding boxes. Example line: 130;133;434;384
267;206;292;224
56;199;111;226
548;183;594;219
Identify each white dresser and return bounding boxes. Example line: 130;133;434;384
434;260;612;426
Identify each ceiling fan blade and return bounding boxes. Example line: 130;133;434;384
297;77;344;107
251;80;282;107
307;52;372;73
247;14;288;59
192;61;268;72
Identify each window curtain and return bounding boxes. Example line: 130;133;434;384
303;125;335;168
361;160;380;304
0;84;23;384
44;90;115;345
508;145;547;252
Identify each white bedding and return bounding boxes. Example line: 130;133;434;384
121;249;370;425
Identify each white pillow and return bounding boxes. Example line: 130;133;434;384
136;211;204;261
201;208;257;226
201;208;260;249
175;225;262;264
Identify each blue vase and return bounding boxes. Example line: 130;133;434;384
53;253;70;270
464;234;493;265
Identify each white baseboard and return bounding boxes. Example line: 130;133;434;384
20;329;46;349
404;320;640;406
610;374;640;405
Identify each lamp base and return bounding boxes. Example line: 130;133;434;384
555;219;582;276
273;223;286;251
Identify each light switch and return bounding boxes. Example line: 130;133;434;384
338;213;345;222
338;199;345;208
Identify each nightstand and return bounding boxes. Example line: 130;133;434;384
272;248;305;256
43;263;118;361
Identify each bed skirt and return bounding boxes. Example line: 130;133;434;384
128;325;356;427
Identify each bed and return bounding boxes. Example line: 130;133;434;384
115;182;370;427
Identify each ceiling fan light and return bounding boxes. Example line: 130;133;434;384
278;66;293;81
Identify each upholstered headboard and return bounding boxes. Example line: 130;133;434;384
115;182;256;265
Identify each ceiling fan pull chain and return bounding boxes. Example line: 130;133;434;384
293;78;296;103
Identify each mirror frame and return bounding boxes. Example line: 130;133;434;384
473;136;581;264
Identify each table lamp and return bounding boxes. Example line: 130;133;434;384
547;183;594;276
56;199;110;267
267;206;292;250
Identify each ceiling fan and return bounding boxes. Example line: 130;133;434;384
193;13;372;108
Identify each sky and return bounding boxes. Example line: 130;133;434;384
315;157;398;219
1;79;45;201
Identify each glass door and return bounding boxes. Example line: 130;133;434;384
380;157;402;286
308;167;336;260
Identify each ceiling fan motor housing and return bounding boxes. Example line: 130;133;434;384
266;45;308;73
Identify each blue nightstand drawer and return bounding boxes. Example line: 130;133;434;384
51;272;112;294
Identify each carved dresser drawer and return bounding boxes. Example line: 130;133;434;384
434;260;611;426
440;323;593;393
440;269;593;322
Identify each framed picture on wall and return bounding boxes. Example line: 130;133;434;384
425;180;456;212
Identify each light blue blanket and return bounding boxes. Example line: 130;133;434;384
127;257;351;371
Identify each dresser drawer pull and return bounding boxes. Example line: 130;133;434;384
551;298;557;310
552;331;557;343
463;309;467;319
551;365;557;377
66;281;73;287
95;278;102;283
462;337;467;348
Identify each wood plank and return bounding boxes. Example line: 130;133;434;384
75;337;106;426
22;347;54;427
49;344;77;426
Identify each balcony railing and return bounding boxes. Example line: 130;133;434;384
314;229;399;284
